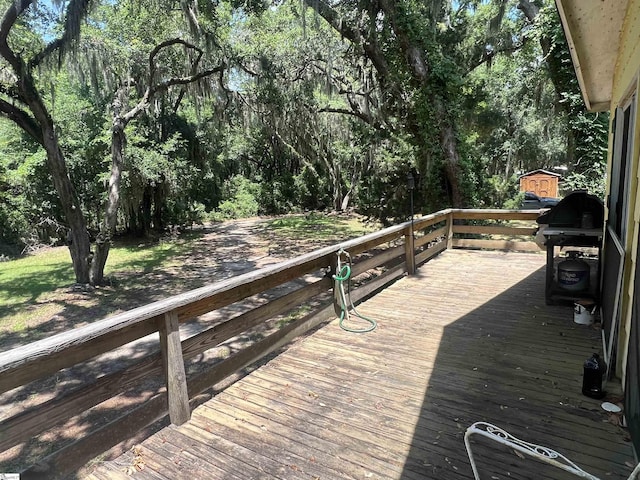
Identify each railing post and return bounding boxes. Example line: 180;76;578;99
405;225;416;274
159;310;190;425
446;211;454;249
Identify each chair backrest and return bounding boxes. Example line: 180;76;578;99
464;422;639;480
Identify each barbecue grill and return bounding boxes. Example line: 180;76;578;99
537;191;604;305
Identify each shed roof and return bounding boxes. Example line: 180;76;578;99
518;169;562;179
554;0;629;112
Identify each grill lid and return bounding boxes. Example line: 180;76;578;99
536;190;604;228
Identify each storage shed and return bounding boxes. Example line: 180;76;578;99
518;169;561;198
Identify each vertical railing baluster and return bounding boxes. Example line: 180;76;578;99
159;310;190;425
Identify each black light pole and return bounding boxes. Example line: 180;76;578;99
406;171;415;236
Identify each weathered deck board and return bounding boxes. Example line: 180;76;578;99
87;250;635;479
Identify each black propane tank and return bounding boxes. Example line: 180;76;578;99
582;353;606;399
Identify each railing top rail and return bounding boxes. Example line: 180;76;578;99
451;209;542;220
450;208;540;214
411;209;451;227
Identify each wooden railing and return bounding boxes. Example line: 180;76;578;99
0;208;541;478
450;209;541;252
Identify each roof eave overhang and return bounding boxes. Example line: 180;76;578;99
554;0;629;112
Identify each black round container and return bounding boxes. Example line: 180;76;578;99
582;353;606;399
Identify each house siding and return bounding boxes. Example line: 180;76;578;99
612;0;640;103
609;0;640;381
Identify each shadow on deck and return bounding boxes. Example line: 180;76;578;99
87;250;635;480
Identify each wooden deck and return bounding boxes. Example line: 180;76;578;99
87;250;635;480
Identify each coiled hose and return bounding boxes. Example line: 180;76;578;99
333;250;377;333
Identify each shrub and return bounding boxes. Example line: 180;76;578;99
210;175;260;220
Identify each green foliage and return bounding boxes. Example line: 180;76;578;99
457;0;609;210
356;136;417;224
481;174;520;208
258;175;298;215
210;175;261;220
562;162;607;199
0;119;70;250
504;191;525;210
0;123;29;252
293;166;331;211
0;0;612;253
533;3;609;185
0;198;29;255
465;51;567;175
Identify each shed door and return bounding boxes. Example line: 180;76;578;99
524;178;537;193
538;179;550;197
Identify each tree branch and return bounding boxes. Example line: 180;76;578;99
216;68;232;112
302;0;390;81
150;64;226;96
517;0;539;23
148;38;203;89
30;0;93;68
0;98;43;144
120;37;226;124
318;106;378;126
172;89;186;114
0;0;32;72
378;0;429;83
237;61;259;77
466;41;526;74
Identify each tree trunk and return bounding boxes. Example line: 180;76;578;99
153;182;165;231
332;164;343;211
142;186;153;235
43;131;92;283
439;121;463;207
127;205;138;235
321;149;343;211
90;122;126;285
566;129;576;168
7;60;92;283
341;191;351;211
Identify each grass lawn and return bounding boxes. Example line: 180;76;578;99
0;238;196;337
258;212;375;257
263;212;373;241
0;213;375;343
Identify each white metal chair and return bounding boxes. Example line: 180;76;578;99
464;422;640;480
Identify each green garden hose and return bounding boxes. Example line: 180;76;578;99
333;250;377;333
